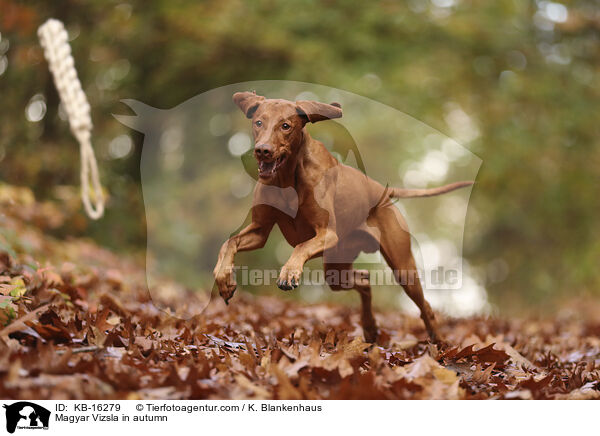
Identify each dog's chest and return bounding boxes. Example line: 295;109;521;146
275;213;315;247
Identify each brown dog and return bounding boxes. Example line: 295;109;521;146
213;91;473;343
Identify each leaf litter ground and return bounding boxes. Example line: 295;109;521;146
1;187;599;399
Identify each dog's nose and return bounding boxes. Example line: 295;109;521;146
254;144;273;159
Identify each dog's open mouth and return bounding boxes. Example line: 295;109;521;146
258;155;286;178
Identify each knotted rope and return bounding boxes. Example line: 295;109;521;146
38;18;105;219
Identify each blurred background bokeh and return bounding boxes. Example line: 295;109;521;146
0;0;598;316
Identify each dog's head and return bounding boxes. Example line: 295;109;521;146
233;91;342;182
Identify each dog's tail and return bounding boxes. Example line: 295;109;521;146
388;181;474;198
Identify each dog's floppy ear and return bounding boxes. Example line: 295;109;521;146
233;91;265;118
295;100;342;124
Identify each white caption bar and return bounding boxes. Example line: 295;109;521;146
0;399;591;435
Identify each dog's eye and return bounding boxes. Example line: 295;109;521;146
282;123;291;130
255;120;262;127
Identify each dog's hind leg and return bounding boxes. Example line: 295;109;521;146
355;269;378;343
324;263;378;343
368;205;443;343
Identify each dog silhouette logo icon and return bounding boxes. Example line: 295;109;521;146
3;402;50;433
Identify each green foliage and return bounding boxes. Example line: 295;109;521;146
0;0;598;307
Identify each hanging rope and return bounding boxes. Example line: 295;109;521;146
38;18;105;220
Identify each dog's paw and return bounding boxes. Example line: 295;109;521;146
277;266;301;291
214;268;237;304
220;285;237;305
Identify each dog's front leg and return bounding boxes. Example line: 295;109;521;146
277;228;338;290
213;221;273;303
